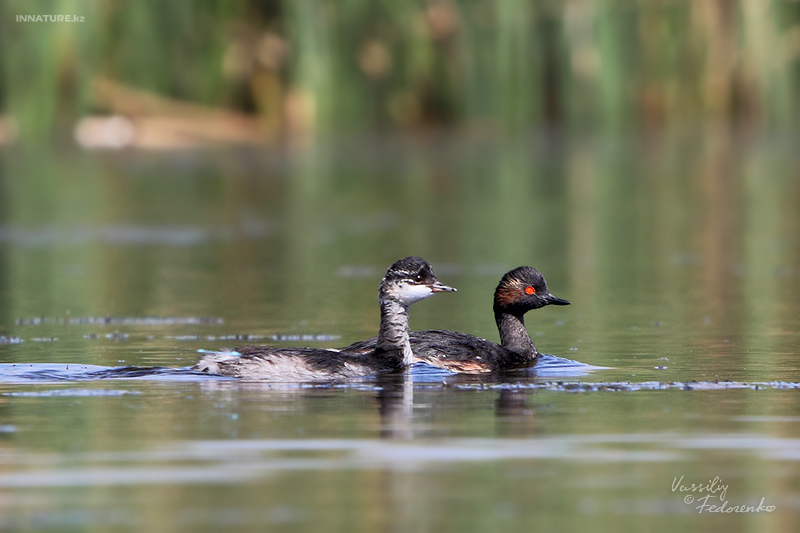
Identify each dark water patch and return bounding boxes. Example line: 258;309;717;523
83;366;214;381
452;381;800;392
0;224;257;247
268;334;341;342
2;331;339;344
202;334;265;341
0;364;213;383
16;316;224;326
178;334;340;342
2;389;141;398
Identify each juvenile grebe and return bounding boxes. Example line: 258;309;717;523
342;266;569;372
195;257;455;381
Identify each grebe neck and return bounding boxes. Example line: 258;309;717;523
376;299;414;368
494;310;538;358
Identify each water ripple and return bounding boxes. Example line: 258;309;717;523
0;363;798;392
0;433;798;488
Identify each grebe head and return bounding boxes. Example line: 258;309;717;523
379;256;456;306
493;266;570;315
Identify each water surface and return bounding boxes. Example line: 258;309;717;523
1;134;798;530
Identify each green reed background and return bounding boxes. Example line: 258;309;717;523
1;0;800;140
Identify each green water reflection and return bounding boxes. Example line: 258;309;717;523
0;381;797;531
0;134;799;530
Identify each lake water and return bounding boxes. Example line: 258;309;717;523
0;133;799;531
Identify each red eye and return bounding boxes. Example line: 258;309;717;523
525;286;535;295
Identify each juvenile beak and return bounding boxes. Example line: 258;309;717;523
430;281;457;293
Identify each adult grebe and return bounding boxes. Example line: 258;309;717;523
342;266;568;372
195;257;455;381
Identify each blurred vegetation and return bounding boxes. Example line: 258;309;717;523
1;0;800;143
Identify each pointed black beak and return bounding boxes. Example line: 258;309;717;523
544;294;570;306
430;281;457;293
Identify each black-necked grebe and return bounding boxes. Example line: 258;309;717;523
342;266;569;372
195;257;455;381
